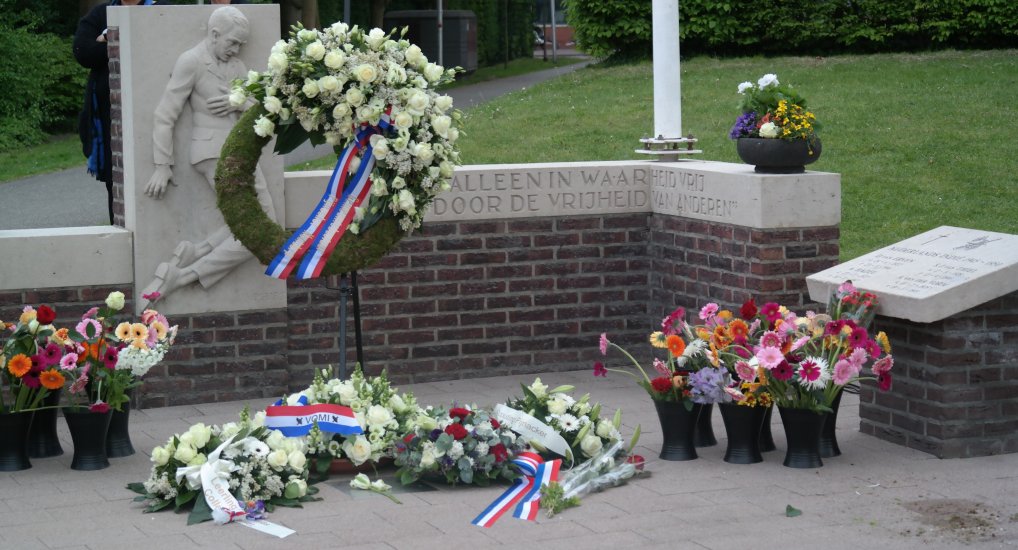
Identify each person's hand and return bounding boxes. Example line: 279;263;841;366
207;94;236;117
96;33;107;43
145;165;175;199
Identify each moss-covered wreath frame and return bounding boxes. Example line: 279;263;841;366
215;104;404;277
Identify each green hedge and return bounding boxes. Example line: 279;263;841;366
567;0;1018;60
0;11;86;152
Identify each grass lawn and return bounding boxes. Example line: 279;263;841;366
0;134;83;184
454;49;1018;260
440;55;586;89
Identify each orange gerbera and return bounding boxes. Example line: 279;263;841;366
728;319;749;339
40;369;65;390
695;327;711;340
80;341;102;363
7;354;32;377
711;325;732;349
666;334;686;357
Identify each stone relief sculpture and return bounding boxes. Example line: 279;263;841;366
140;6;276;308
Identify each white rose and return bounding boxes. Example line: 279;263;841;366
151;446;170;466
759;121;780;138
305;40;326;61
386;64;407;85
420;447;436;467
430;115;451;138
267;52;288;72
265;429;287;450
757;73;779;89
220;422;240;439
253;115;275;137
547;399;568;415
285;479;308;498
439;160;455;178
345;87;365;107
267;449;289;469
302;79;320;99
324;50;346;70
447;127;459;143
595;420;613;438
392;111;413;130
173;444;196;463
396;189;416;214
188;423;212;448
406;91;429;115
263;95;283;114
423;63;444;83
366;28;387;49
330;21;349;35
580;434;603;457
365;404;394;429
371;178;389;197
414;143;434;165
405;44;426;68
187;454;207;467
178;431;195;447
342;435;372;465
391;176;406;189
737;81;754;94
288;450;307;470
270;39;287;55
105;291;125;311
332;102;352;119
434;94;453;112
373;137;390;159
318;75;340;94
297;28;318;41
354;63;378;84
228;88;247;108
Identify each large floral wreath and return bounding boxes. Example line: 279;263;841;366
219;23;462;276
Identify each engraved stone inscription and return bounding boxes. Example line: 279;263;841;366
650;167;739;221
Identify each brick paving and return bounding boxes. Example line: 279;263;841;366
2;369;1016;549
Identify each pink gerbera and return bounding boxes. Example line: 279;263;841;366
756;347;785;370
760;302;782;324
599;333;609;355
81;306;99;320
69;367;90;394
734;361;757;383
848;347;869;368
653;358;670;377
832;359;856;385
724;386;746;402
849;327;869;348
872;355;894;375
661;307;685;336
102;346;119;369
699;303;719;321
790;336;810;352
89;401;110;414
593;361;607;377
39;343;63;367
75;318;102;339
60;353;79;371
760;331;782;349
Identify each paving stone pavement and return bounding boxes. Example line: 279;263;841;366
2;369;1016;550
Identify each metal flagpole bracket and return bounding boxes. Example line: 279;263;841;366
636;133;702;161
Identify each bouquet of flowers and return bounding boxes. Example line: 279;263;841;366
1;304;68;412
393;405;526;486
232;23;463;234
128;407;317;524
285;366;421;473
729;73;820;150
63;291;176;412
540;441;646;517
596;307;725;410
503;377;625;463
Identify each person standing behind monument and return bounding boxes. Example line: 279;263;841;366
73;0;153;225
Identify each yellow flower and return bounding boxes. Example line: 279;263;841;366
115;322;133;341
150;321;168;341
876;331;892;354
717;310;733;321
649;331;668;348
131;338;150;350
19;309;37;324
130;323;149;342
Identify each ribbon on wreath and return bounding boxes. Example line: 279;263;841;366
264;395;363;437
266;110;393;280
471;452;561;528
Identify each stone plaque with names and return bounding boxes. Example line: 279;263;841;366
807;226;1018;323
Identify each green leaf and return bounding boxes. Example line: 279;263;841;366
459;468;473;485
126;482;148;495
175;490;197;507
270;498;302;508
612;408;622;429
144;499;173;513
785;504;803;517
273;121;310;155
627;424;642;453
435;433;453;452
399;469;419;486
133;495;148;502
187;495;213;525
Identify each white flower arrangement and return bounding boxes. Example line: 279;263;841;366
128;408;316;524
232;23;463;234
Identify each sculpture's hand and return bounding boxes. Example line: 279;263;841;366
145;164;175;199
207;94;235;117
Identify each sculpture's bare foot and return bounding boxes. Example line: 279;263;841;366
140;262;185;310
171;241;211;269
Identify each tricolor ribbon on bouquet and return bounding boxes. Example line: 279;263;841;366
264;395;363;437
471;452;561;528
266;109;393;280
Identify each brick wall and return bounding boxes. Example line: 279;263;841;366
647;216;840;320
859;290;1018;458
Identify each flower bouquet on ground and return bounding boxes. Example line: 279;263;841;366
285;365;421;475
541;440;647;517
393;404;525;486
1;304;68;413
128;407;318;524
500;377;627;465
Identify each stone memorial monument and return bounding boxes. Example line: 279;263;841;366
809;226;1018;457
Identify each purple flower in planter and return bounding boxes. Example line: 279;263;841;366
729;111;759;139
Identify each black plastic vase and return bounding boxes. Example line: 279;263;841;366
28;390;63;458
759;406;776;452
778;406;827;469
64;408;112;471
819;390;844;458
693;403;718;447
719;403;766;464
106;390;136;458
654;400;701;461
0;411;34;471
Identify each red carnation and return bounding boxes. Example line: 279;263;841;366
449;407;471;421
740;299;757;320
403;433;415;444
36;305;56;325
491;443;508;463
626;455;646;471
650;376;673;394
490;418;500;429
444;423;468;440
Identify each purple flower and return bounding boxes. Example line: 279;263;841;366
729;111;758;139
429;428;443;441
688;368;731;404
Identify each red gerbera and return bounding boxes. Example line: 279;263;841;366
89;402;110;414
449;407;471;421
760;302;782;324
491;443;508;463
740;299;758;320
771;360;794;381
878;371;893;391
444;423;468;440
36;305;56;325
650;376;673;393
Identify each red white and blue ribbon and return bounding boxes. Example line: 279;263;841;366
471;452;561;528
264;397;362;437
266;111;392;280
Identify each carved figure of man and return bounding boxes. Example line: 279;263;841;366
141;6;275;307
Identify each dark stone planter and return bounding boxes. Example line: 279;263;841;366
106;390;136;458
28;390;64;458
0;411;34;471
654;400;701;461
819;390;843;458
736;137;822;174
693;402;717;447
64;408;112;471
719;403;766;464
778;406;827;469
759;406;776;452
